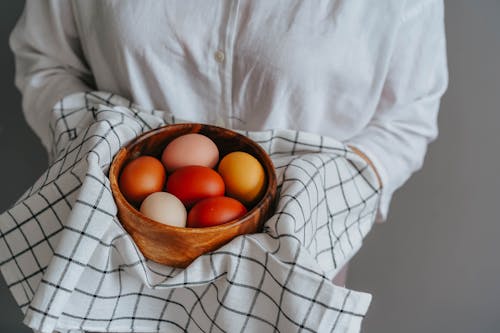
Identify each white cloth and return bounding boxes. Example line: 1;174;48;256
0;92;380;332
9;0;448;221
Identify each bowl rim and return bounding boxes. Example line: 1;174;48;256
109;122;277;234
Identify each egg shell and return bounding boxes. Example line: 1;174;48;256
166;165;225;208
218;151;266;206
119;156;166;204
140;192;187;227
161;133;219;172
187;196;247;228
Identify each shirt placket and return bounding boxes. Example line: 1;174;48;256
213;0;240;129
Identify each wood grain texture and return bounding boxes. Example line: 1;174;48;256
109;123;277;268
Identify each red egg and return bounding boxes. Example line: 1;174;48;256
187;196;247;228
119;156;166;204
166;166;225;208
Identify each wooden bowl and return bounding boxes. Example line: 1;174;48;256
109;123;277;268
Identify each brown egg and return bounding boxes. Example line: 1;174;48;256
119;156;166;204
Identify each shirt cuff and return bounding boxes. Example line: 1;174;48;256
344;138;391;223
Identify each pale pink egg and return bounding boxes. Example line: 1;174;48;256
161;133;219;172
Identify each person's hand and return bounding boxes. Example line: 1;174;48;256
348;145;383;188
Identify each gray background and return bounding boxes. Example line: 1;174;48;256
0;1;498;332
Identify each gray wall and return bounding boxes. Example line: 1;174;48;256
0;1;498;332
0;1;47;333
349;1;500;332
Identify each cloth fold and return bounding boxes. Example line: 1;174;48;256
1;92;380;333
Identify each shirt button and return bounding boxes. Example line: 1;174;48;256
214;50;225;63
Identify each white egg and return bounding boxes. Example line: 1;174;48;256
140;192;187;227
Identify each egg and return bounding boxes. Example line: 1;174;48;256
187;196;247;228
140;192;187;227
119;156;166;204
161;133;219;172
217;151;266;206
166;165;225;208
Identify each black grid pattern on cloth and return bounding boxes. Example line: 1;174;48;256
0;92;380;333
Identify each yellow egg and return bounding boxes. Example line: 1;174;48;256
218;151;266;206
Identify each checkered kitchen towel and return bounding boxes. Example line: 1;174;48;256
0;92;380;333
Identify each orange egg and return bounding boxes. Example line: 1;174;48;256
119;156;166;204
217;151;266;206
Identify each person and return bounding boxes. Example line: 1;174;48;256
9;0;447;329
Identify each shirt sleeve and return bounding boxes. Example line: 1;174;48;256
10;0;94;151
345;0;448;221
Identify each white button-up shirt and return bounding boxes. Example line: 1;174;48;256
10;0;448;220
